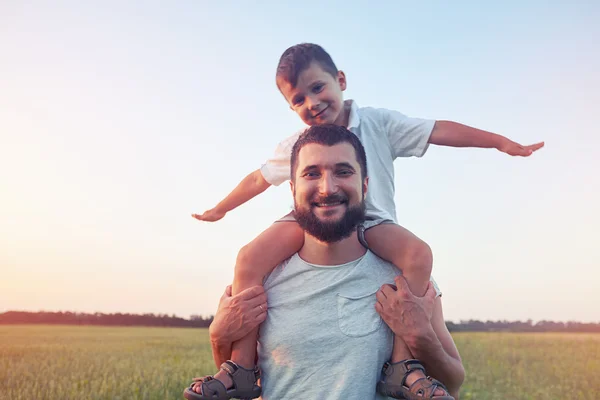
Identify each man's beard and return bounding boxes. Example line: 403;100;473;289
294;194;366;243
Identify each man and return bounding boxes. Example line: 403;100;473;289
202;125;464;399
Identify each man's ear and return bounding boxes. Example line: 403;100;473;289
363;176;368;198
289;180;295;194
337;70;347;91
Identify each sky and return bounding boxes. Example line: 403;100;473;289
1;1;599;323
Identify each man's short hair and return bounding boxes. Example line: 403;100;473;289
276;43;338;88
290;124;367;182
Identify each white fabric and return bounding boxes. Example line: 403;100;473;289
260;100;435;222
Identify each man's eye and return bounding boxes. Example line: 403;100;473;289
304;172;319;178
337;170;353;176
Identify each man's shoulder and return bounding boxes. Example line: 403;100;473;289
359;250;398;278
263;253;303;288
361;250;394;266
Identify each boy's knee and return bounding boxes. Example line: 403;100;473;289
404;239;433;275
234;244;266;289
235;244;255;276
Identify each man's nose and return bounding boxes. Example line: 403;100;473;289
319;172;338;194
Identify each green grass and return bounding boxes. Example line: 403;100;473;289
453;332;600;399
0;325;214;400
1;326;598;399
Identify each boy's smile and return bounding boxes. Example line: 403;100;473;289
278;62;348;127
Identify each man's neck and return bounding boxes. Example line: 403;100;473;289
298;231;367;266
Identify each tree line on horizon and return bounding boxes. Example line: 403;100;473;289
1;311;599;332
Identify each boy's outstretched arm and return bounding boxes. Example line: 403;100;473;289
192;169;271;222
429;120;544;156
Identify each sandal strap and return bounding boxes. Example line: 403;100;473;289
194;376;228;397
427;376;451;396
221;360;261;381
382;359;425;387
218;360;261;392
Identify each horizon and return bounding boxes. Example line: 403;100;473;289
2;309;599;325
1;2;599;323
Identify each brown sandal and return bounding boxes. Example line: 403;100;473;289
376;359;454;399
183;360;261;400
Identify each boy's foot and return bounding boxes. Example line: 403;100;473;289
377;359;454;399
190;369;232;394
183;360;261;400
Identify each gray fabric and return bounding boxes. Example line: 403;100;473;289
258;251;398;399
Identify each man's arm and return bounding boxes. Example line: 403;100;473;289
192;169;271;222
376;278;465;398
429;120;544;157
208;285;268;368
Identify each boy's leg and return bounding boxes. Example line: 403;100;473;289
209;219;304;390
364;222;432;296
365;222;446;397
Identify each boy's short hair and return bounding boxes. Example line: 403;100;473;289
291;124;367;182
276;43;338;88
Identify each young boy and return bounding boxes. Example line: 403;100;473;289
186;43;543;400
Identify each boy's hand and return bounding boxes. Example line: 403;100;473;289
498;139;544;157
192;208;226;222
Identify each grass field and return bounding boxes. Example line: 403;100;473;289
1;325;598;399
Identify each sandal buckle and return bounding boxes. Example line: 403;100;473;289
382;361;392;376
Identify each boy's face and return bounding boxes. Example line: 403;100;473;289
279;62;347;127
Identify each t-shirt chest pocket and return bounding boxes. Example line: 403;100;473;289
336;289;382;337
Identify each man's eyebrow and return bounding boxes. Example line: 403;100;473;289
335;162;356;171
300;163;356;174
300;165;319;174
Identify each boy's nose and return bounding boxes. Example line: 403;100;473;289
307;96;320;111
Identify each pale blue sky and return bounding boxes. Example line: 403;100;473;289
1;1;598;322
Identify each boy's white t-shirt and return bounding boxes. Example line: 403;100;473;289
260;100;435;222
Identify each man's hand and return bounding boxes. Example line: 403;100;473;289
497;139;544;157
209;285;268;345
192;208;226;222
375;276;437;341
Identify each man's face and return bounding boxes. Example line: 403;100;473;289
279;62;347;127
291;142;367;243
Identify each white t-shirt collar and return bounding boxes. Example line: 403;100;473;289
345;99;361;130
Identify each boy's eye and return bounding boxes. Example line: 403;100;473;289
313;84;324;93
292;97;304;106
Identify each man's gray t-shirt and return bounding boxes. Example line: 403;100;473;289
257;251;397;400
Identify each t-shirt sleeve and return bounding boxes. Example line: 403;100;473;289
377;108;436;158
430;276;442;298
260;130;304;186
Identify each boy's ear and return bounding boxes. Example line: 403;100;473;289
337;70;347;91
